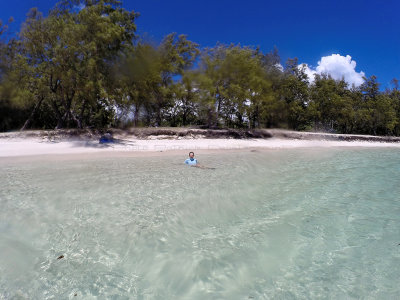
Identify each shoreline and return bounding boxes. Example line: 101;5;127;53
1;128;400;159
2;127;400;142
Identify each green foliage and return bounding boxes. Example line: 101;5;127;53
280;59;310;130
1;0;138;130
0;1;399;136
113;33;199;127
194;44;274;128
309;74;349;131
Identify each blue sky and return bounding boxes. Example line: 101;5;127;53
1;0;399;89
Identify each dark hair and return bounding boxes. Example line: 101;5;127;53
189;151;194;156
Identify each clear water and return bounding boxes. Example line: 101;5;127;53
1;148;400;299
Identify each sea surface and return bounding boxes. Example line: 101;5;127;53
0;148;399;299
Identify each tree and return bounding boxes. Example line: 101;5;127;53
16;0;138;129
165;72;200;127
113;34;199;127
351;76;398;135
388;78;400;135
151;33;199;126
113;43;162;126
1;1;400;136
308;74;351;132
196;44;273;128
280;58;310;130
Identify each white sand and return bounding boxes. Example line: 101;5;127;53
1;135;400;158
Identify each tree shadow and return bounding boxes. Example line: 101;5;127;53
70;138;136;149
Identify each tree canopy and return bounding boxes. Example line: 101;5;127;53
1;0;399;136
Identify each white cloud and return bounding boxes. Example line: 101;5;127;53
299;63;316;82
73;3;85;11
299;54;365;87
274;63;284;72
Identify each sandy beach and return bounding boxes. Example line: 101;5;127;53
1;128;400;159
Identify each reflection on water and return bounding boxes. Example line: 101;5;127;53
1;148;400;299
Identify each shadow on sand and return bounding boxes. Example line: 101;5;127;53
70;138;136;149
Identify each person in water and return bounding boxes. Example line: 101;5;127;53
184;151;198;165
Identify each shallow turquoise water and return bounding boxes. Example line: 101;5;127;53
1;148;400;299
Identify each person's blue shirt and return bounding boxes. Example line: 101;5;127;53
185;158;198;165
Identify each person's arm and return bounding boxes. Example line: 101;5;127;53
193;159;202;168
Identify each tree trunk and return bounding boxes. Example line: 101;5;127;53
69;109;82;128
20;96;44;131
155;106;162;127
134;104;140;127
216;97;221;127
207;107;213;128
51;100;64;129
79;99;87;128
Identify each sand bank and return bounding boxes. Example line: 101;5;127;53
1;128;400;158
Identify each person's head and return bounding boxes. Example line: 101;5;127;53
189;151;195;159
